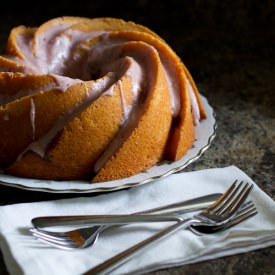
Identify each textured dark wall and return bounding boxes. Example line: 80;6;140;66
1;0;274;81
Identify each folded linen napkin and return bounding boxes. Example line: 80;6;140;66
0;166;274;275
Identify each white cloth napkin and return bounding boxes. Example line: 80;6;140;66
0;166;274;275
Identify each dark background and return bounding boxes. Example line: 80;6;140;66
0;1;274;274
0;0;274;84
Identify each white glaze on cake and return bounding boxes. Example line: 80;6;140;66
17;73;119;160
186;78;200;125
30;98;36;140
0;23;203;169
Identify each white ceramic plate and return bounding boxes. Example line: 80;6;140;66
0;95;216;193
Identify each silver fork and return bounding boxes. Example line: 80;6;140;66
31;180;253;250
189;201;257;235
85;180;254;275
30;214;182;250
30;193;222;250
31;200;256;249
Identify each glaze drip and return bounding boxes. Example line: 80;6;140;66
30;98;36;140
186;79;200;125
18;73;119;159
118;80;130;124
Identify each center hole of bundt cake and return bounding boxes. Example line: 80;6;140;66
57;51;113;81
58;40;126;81
61;64;101;81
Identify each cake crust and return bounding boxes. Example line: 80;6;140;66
0;16;206;182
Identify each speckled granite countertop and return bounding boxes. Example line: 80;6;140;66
0;1;274;274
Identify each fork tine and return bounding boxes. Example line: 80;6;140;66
207;204;257;233
190;201;257;235
234;201;254;216
35;236;78;250
32;232;77;248
32;231;74;245
232;200;256;216
207;180;238;211
220;204;257;230
30;228;70;241
237;205;257;218
212;180;244;213
231;201;257;218
228;183;253;214
214;181;245;214
219;183;253;216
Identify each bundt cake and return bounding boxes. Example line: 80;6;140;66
0;16;206;183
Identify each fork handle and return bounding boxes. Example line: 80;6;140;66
84;218;195;275
32;214;182;227
32;193;221;228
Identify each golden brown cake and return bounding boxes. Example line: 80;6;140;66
0;16;206;182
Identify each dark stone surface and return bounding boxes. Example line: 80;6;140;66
0;1;274;274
